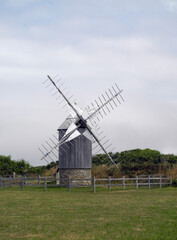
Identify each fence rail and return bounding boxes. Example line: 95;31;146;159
93;175;172;192
0;175;172;192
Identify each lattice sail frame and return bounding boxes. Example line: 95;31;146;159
38;75;124;167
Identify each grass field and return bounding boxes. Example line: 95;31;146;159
0;186;176;240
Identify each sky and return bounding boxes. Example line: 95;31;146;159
0;0;177;166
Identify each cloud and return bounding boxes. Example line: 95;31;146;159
0;1;177;165
161;0;177;11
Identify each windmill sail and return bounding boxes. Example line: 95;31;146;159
63;123;81;142
39;75;124;167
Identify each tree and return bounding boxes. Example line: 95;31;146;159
0;155;15;176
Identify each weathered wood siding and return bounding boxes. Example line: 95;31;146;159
58;129;92;169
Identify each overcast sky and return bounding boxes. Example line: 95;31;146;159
0;0;177;166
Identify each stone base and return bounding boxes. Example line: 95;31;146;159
60;169;91;187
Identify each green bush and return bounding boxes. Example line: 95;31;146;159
0;155;58;176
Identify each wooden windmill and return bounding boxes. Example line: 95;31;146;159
39;75;124;185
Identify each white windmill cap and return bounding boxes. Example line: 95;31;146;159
57;114;77;130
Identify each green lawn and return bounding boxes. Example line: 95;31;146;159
0;187;176;240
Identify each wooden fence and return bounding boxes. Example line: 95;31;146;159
93;175;172;192
0;175;172;192
0;176;91;191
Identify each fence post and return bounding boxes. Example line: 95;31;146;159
44;177;47;191
9;176;12;187
2;177;4;189
21;177;24;191
122;176;125;190
170;176;172;186
0;177;2;189
68;176;70;192
159;175;162;188
93;177;95;193
108;176;111;190
38;175;41;185
136;176;138;189
24;175;26;185
56;172;60;185
148;175;151;189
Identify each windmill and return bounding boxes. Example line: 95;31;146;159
39;75;124;185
